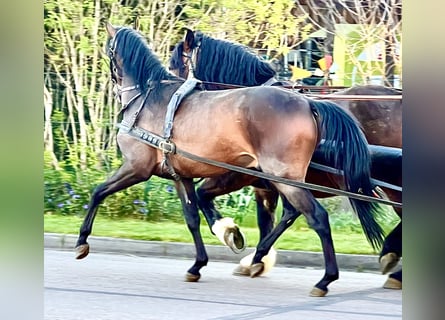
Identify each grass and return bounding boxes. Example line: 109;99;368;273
44;211;397;255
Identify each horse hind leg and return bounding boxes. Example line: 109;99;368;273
75;161;151;259
258;184;339;297
304;197;339;297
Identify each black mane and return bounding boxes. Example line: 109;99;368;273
111;27;179;92
196;32;276;85
173;31;276;86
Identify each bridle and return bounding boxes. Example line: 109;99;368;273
181;38;201;80
108;27;141;104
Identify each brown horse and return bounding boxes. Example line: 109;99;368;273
75;23;385;297
169;29;402;289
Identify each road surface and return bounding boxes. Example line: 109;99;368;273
44;249;402;319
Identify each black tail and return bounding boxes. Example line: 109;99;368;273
309;99;385;250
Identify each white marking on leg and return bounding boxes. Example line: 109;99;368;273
211;217;237;246
239;247;277;275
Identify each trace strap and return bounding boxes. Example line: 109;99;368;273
309;162;402;192
123;125;402;208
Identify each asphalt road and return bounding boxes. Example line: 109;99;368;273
44;249;402;320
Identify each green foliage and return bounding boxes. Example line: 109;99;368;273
212;186;256;224
43;214;382;255
44;151;399;237
184;0;311;58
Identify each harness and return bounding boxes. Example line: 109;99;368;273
109;36;401;208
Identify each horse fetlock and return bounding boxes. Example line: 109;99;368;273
324;272;339;282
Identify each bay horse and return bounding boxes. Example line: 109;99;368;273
169;29;402;289
75;22;385;297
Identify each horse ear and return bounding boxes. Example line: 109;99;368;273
106;22;116;38
183;28;194;51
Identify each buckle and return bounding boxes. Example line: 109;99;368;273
159;140;176;154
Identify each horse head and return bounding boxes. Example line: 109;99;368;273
169;28;202;79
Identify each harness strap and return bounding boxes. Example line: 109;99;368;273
309;162;402;192
159;78;200;188
118;88;151;133
117;92;141;118
123;125;402;208
163;78;200;140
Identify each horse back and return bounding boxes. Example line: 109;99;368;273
331;85;402;147
167;86;317;176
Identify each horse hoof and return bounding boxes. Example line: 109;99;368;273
75;244;90;259
383;277;402;290
185;272;200;282
232;265;250;276
250;263;264;278
224;228;246;254
380;252;400;274
309;287;328;297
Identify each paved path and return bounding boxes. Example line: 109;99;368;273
45;249;402;320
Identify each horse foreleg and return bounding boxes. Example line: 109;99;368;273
233;187;278;276
249;196;302;278
254;187;278;240
176;178;208;282
196;172;255;253
75;161;151;259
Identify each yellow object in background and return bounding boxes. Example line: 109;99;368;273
289;65;312;81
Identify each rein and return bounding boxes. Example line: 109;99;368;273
124;125;402;208
309;162;402;192
116;80;402;207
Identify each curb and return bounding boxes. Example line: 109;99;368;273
44;233;400;273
